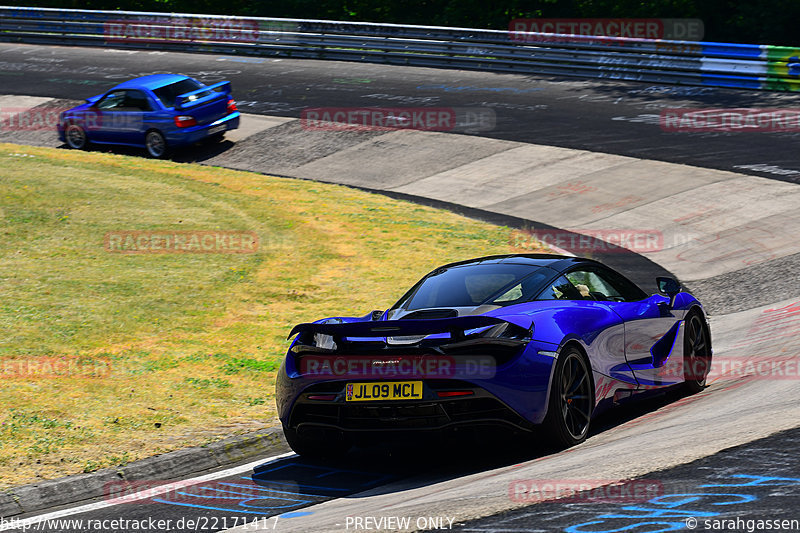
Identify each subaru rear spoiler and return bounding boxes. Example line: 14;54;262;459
175;81;231;109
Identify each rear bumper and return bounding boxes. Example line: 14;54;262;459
276;340;561;434
167;111;240;146
286;380;537;434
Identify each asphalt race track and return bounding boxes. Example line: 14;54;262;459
1;42;799;533
1;43;799;183
455;425;800;533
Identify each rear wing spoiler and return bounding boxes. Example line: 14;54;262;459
175;81;231;109
288;315;516;340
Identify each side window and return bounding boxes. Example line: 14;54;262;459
492;270;558;306
96;91;126;110
599;267;648;302
464;273;517;304
493;284;523;303
537;276;585;301
565;269;624;302
123;90;152;111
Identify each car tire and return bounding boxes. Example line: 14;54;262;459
65;124;89;150
542;345;594;449
683;310;711;394
145;130;168;159
283;425;350;459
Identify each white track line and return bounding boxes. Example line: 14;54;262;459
0;452;296;531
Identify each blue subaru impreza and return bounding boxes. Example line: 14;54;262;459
58;74;240;158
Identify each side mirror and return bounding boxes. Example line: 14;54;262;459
370;310;384;321
656;276;681;308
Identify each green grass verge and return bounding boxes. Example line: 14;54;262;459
0;143;546;487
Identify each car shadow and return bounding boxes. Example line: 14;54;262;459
55;137;237;162
247;385;694;506
171;138;237;163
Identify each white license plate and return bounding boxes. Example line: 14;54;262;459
207;124;226;136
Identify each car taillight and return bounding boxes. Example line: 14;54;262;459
307;394;337;401
174;115;196;128
436;391;474;398
227;98;237;113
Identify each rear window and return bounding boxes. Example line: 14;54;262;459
394;264;552;310
152;79;210;108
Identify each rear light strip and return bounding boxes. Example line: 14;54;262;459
436;390;474;398
307;394;337;401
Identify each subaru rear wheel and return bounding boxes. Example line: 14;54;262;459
145;130;167;159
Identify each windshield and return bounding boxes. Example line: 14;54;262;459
152;79;210;108
393;264;555;310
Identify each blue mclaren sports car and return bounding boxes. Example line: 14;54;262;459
57;74;240;158
276;254;712;456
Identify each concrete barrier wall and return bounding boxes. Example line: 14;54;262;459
1;6;799;91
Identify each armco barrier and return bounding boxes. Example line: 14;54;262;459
0;6;798;91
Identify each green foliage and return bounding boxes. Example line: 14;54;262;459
245;397;267;405
183;377;232;388
222;358;279;374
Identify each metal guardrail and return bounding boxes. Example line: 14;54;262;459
0;6;798;91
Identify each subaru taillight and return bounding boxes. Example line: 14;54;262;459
174;115;196;128
227;98;238;114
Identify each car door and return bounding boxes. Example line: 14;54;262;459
538;274;634;387
114;90;152;145
93;89;152;145
565;266;682;387
90;90;126;143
